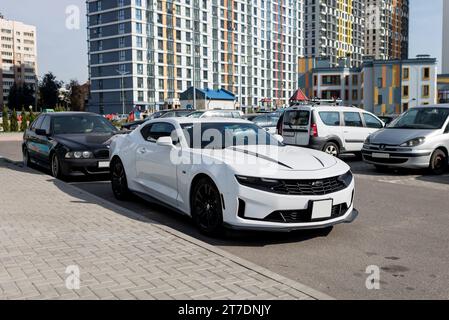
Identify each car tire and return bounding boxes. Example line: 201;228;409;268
23;147;31;168
322;142;339;157
191;177;224;236
111;157;131;200
429;149;448;175
51;153;65;179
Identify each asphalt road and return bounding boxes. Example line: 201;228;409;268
1;140;449;299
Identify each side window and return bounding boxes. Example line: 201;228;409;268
343;112;363;127
363;113;383;129
319;112;340;126
142;122;177;143
31;115;45;131
445;122;449;133
41;116;51;134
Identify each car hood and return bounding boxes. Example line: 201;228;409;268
369;128;437;145
196;145;339;172
54;133;116;150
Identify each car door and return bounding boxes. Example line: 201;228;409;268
34;115;53;164
362;112;384;138
26;115;45;161
135;122;179;207
342;111;366;152
282;109;311;146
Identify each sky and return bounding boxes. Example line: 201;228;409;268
0;0;445;84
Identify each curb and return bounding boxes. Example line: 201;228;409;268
2;158;335;300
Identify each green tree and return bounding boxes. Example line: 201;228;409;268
7;83;35;110
10;109;19;132
20;107;28;131
1;107;9;132
39;72;62;110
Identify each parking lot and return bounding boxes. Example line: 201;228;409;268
1;135;449;299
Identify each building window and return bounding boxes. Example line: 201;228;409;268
402;103;409;112
422;85;430;98
352;75;358;86
377;77;383;88
403;67;409;80
402;85;409;98
352;90;358;100
423;67;430;80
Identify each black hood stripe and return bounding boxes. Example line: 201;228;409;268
229;147;293;169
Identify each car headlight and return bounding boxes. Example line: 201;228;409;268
364;136;371;145
235;175;280;187
400;137;425;147
65;151;94;159
338;171;353;187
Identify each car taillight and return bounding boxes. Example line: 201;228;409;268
311;123;318;137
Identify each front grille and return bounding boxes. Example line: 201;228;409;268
93;149;109;159
267;177;347;196
365;144;402;152
363;155;408;164
264;203;349;223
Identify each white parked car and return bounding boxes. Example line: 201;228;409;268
279;105;384;157
109;118;358;235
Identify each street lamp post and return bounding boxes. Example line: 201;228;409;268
116;69;130;115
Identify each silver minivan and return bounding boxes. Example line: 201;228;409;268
362;105;449;174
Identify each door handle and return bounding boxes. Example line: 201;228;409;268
137;147;147;154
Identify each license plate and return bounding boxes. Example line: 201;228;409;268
372;152;390;159
98;161;110;168
311;199;333;220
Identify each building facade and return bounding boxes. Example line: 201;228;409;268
303;0;365;67
443;0;449;74
87;0;304;114
298;55;437;115
0;16;38;108
364;0;409;60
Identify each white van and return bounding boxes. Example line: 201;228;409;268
279;105;384;156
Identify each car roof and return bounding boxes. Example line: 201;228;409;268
286;105;366;112
43;112;99;117
147;117;251;125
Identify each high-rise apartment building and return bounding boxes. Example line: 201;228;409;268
303;0;365;67
364;0;409;60
87;0;304;114
0;16;38;107
443;0;449;74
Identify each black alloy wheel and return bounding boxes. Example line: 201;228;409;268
51;153;64;179
111;158;131;200
191;178;224;236
23;148;31;167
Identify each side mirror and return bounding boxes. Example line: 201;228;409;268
273;134;284;143
156;136;174;147
35;129;48;136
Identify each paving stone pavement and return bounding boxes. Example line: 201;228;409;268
0;160;332;300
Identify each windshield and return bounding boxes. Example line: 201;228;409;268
53;115;118;134
181;123;283;149
389;108;449;129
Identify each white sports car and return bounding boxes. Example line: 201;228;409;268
109;118;358;235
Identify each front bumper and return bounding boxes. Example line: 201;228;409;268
362;147;432;169
222;179;356;232
60;158;110;176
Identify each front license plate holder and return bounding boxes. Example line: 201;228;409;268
311;199;333;220
372;152;390;159
98;161;110;168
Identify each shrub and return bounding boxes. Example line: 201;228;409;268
10;109;19;132
2;107;10;132
20;108;28;131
